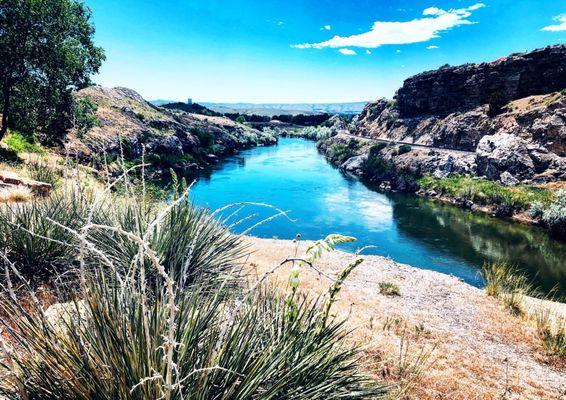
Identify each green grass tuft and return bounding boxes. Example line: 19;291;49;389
417;175;553;211
379;281;401;296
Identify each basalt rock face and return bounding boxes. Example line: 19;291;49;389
343;46;566;185
396;45;566;118
66;87;276;174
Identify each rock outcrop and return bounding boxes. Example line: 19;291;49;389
66;87;277;175
336;45;566;186
0;170;52;197
396;45;566;118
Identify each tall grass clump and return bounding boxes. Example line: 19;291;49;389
481;262;534;315
25;158;62;187
0;171;388;398
534;309;566;358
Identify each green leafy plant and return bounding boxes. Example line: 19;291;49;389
3;131;45;154
73;95;100;137
0;178;387;398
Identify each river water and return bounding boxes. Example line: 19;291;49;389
188;138;566;296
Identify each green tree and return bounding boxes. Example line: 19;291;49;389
0;0;105;142
72;95;99;138
235;115;246;124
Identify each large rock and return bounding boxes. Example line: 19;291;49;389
475;133;534;180
396;45;566;118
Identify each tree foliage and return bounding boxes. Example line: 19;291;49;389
0;0;105;142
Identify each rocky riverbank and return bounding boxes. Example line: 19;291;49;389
317;45;566;229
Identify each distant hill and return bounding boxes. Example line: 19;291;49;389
200;102;368;116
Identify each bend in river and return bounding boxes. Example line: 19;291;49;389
186;138;566;296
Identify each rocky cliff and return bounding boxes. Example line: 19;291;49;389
396;45;566;118
336;45;566;185
66;87;276;175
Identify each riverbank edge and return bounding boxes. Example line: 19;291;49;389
245;235;566;310
245;236;566;399
315;133;563;234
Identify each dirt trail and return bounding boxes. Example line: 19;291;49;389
247;237;566;400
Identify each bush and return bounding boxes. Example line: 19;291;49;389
73;95;100;137
362;151;393;181
529;201;545;219
327;139;360;164
278;126;333;141
541;189;566;238
0;189;87;282
3;131;45;154
397;144;412;155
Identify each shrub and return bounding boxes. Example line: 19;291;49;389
529;201;545;219
369;142;387;155
397;144;412;155
25;158;62;187
0;189;88;282
327;139;360;164
73;95;100;137
379;281;401;296
362;151;393;181
541;189;566;238
3;131;45;154
235;115;246;124
536;313;566;358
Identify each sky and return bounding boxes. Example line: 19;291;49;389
85;0;566;103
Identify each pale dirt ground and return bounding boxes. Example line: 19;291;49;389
246;237;566;400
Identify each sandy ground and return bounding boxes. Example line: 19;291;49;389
246;237;566;400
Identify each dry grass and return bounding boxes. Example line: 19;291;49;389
246;237;566;400
0;186;32;203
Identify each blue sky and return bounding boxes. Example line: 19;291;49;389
86;0;566;103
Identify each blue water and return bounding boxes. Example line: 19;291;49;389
189;138;566;294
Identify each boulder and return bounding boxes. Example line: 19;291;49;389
475;133;535;180
341;155;367;174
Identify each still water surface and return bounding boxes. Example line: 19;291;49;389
189;138;566;295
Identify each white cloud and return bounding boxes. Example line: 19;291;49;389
323;25;332;30
339;48;357;55
365;49;372;55
427;45;439;49
542;14;566;32
292;3;485;50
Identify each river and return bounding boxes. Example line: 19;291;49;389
188;138;566;296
